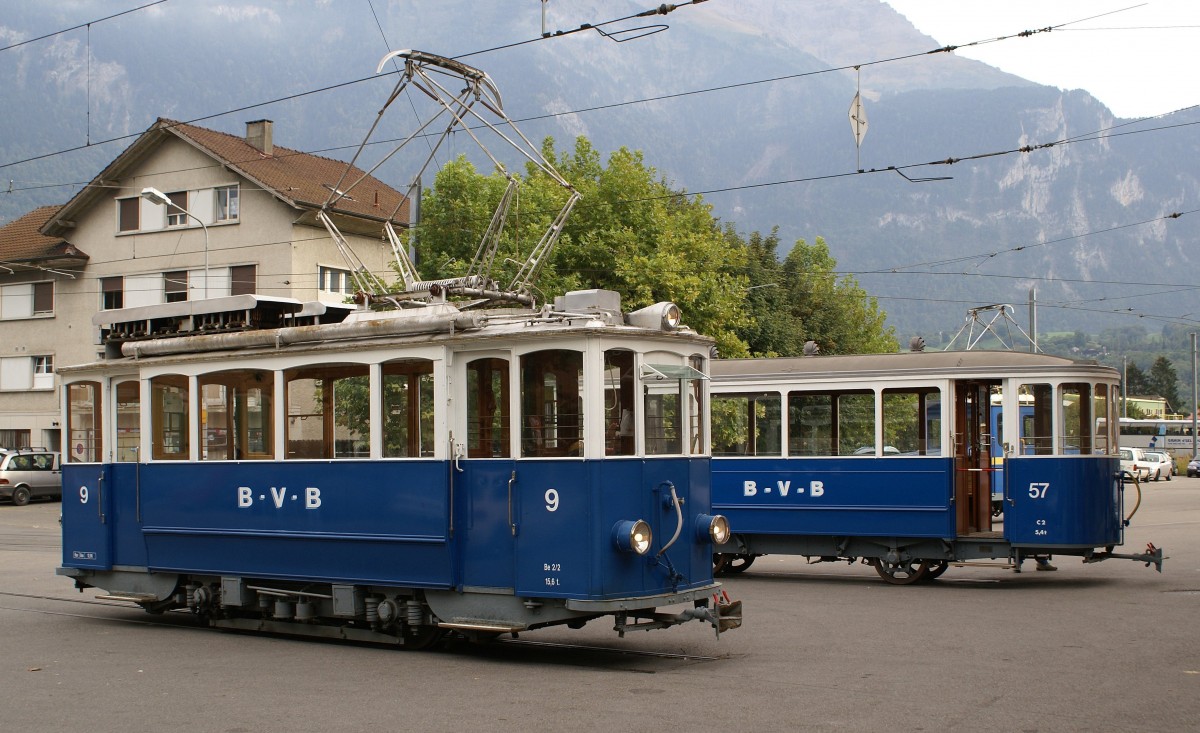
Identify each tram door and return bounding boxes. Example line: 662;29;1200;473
455;357;518;592
954;381;997;535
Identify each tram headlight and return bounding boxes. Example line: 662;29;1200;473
697;513;731;545
626;302;682;331
613;519;653;555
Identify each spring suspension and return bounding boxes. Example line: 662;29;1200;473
406;599;424;626
364;596;380;624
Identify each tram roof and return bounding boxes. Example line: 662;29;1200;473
711;350;1117;382
61;304;713;374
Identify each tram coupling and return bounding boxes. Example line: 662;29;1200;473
612;590;743;638
1083;542;1165;572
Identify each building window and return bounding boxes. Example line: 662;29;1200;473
0;429;31;450
319;265;352;295
118;197;139;232
1;282;54;319
230;264;257;296
164;271;188;303
166;191;189;227
216;185;239;222
33;282;53;314
33;356;53;390
101;276;124;310
0;356;52;390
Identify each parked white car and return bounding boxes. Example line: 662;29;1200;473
1119;447;1151;482
1142;450;1174;481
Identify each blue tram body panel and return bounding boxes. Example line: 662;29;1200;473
63;457;716;602
1004;457;1123;547
712;457;955;538
64;461;454;588
61;464;114;570
502;457;711;600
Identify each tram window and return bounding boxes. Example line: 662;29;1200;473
67;381;102;463
467;358;510;458
1018;383;1054;455
883;388;941;456
521;350;583;458
1060;383;1092;455
285;365;368;459
712;393;782;457
788;390;875;457
644;375;682;456
604;349;635;456
151;375;189;461
199;371;273;460
382;360;435;458
789;392;832;456
1093;386;1112;454
115;381;140;462
689;354;706;454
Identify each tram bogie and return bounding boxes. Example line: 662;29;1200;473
710;350;1165;584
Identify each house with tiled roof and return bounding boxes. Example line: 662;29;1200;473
0;117;408;452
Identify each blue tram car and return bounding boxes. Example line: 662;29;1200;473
57;290;738;645
709;349;1163;583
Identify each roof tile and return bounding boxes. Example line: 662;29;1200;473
163;119;409;224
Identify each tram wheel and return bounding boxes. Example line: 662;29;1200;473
921;560;949;580
869;557;930;585
713;553;756;575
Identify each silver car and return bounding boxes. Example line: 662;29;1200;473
0;449;62;506
1142;450;1174;481
1119;447;1151;482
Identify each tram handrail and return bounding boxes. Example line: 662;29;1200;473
1123;470;1143;525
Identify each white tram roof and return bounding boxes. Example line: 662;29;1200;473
710;350;1118;384
62;295;712;374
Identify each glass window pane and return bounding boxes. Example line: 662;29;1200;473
713;393;782;457
1019;383;1054;455
789;392;833;456
883;388;941;456
115;381;140;462
604;350;636;456
467;358;510;458
285;365;368;459
151;375;189;460
382;360;435;458
1060;383;1092;454
67;381;102;462
688;354;706;454
522;350;584;458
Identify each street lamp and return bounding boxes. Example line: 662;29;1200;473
140;186;210;299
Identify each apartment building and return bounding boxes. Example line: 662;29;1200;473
0;117;409;451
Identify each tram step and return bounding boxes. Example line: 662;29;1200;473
438;619;526;633
950;561;1015;569
96;592;159;603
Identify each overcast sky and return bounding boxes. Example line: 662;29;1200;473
884;1;1200;118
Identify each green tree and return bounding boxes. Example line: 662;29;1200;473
414;137;752;356
776;237;897;355
1149;356;1181;411
1125;362;1151;395
736;228;803;357
412;137;896;358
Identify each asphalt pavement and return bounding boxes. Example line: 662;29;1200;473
1;477;1196;732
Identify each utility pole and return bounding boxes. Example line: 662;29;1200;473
1192;333;1197;458
1122;356;1128;419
